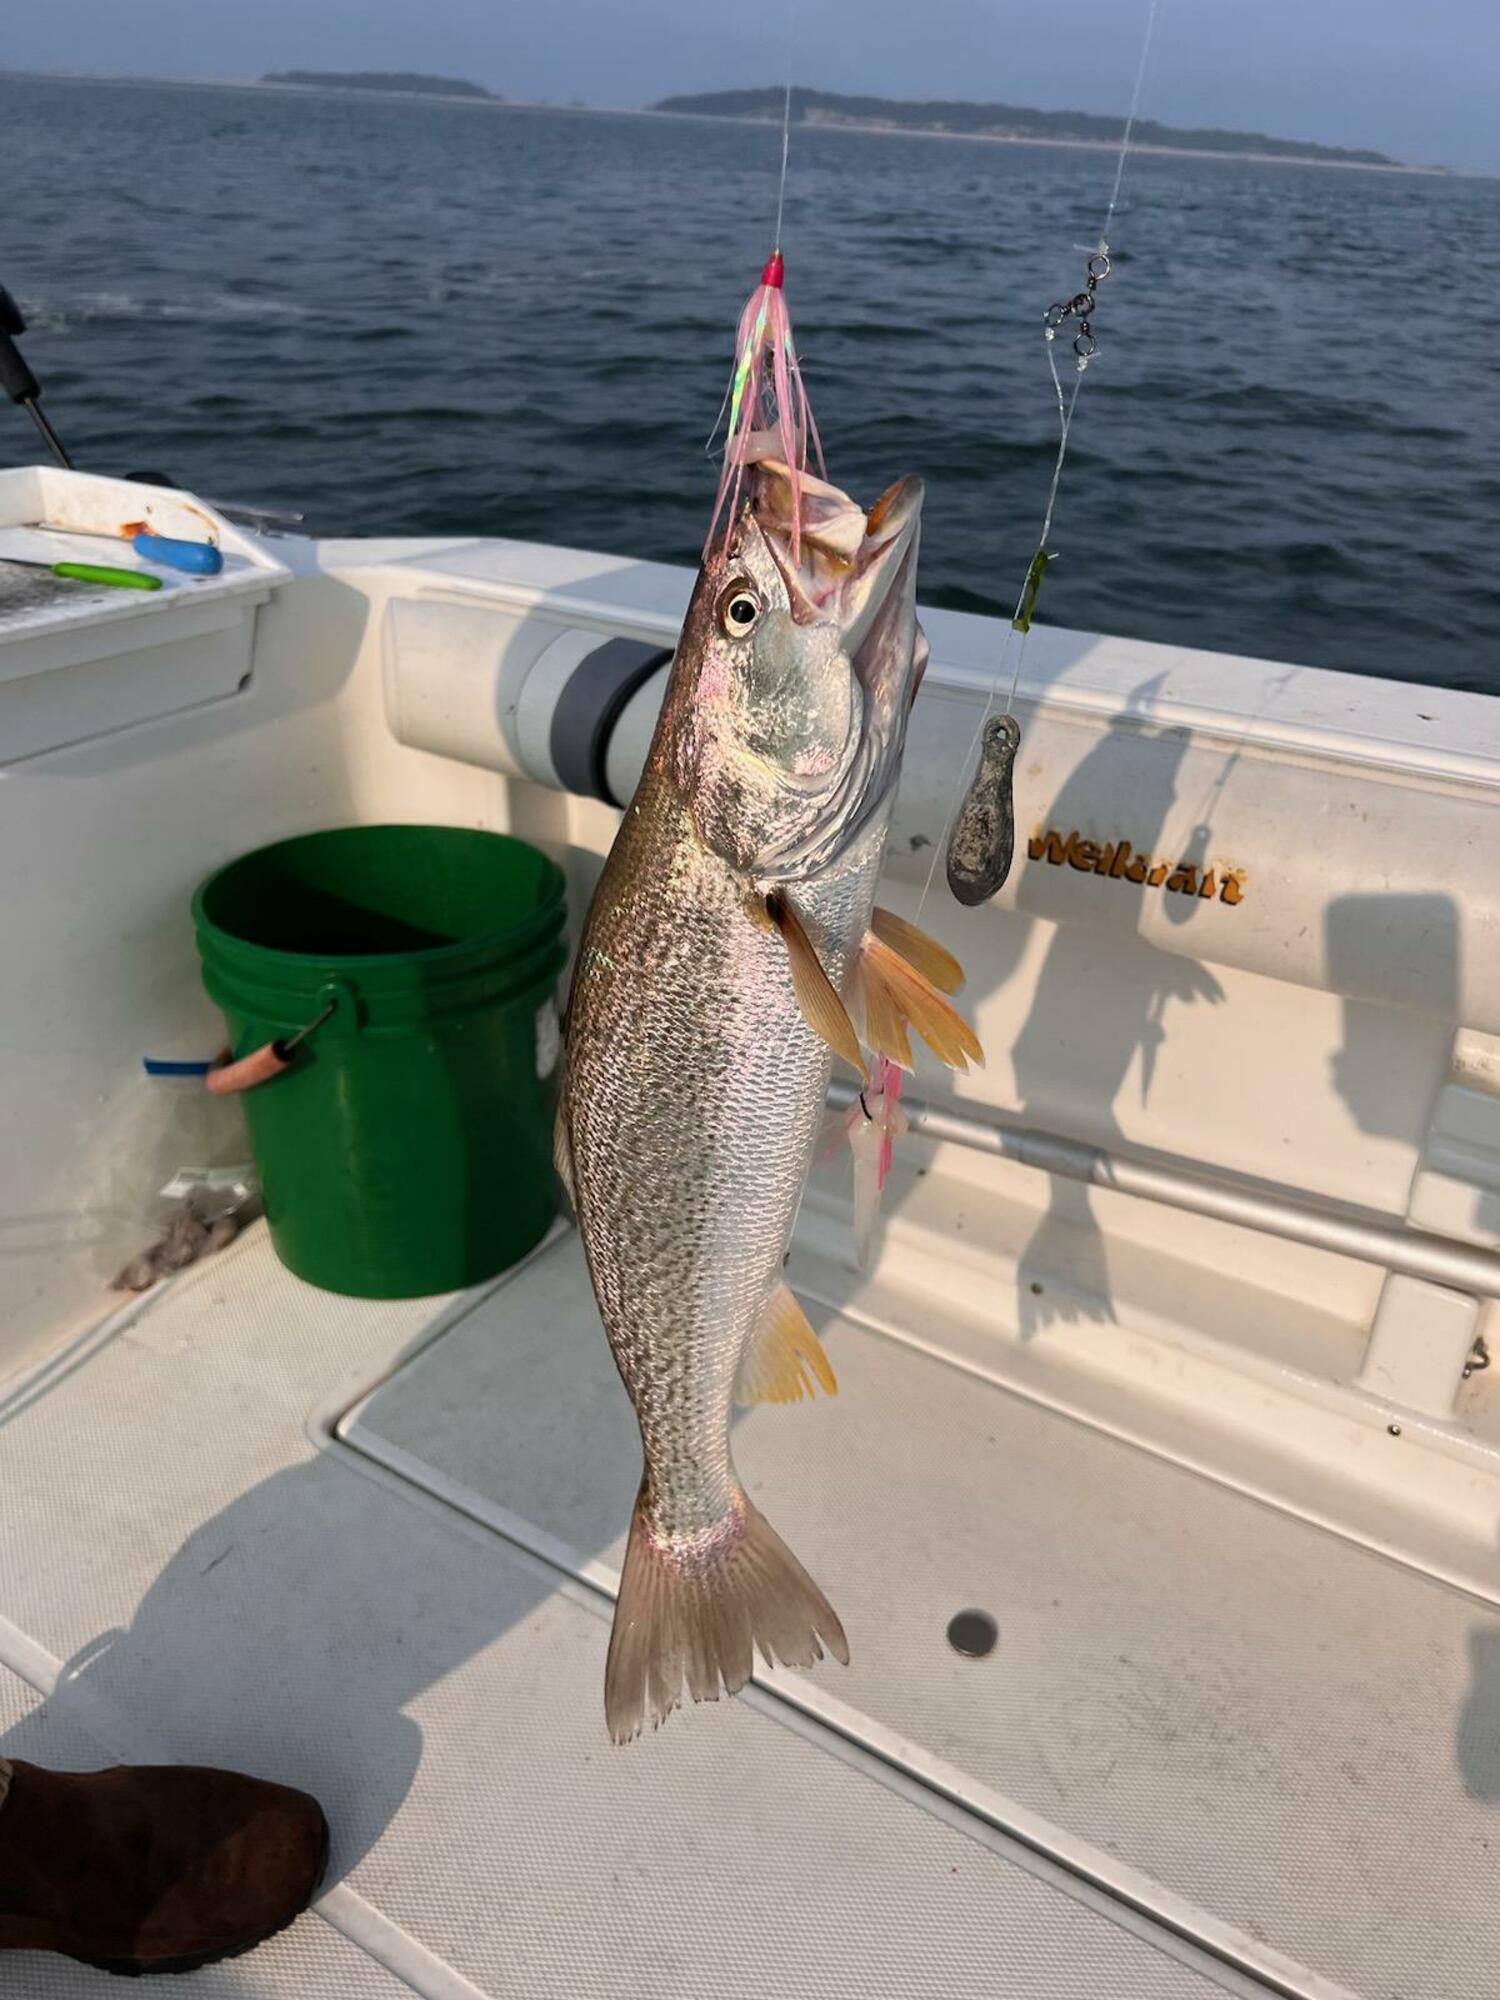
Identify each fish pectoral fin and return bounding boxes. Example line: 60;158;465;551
858;931;985;1072
736;1281;838;1406
552;1095;575;1212
766;890;866;1075
605;1482;849;1744
871;904;965;993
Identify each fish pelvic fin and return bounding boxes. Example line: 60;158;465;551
736;1281;838;1405
766;890;865;1075
856;930;985;1073
605;1486;849;1744
870;904;964;994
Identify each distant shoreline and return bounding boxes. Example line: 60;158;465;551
259;69;495;101
648;104;1449;176
651;86;1440;176
0;66;510;111
0;68;1467;177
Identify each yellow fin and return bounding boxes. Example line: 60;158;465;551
871;905;965;994
736;1281;838;1405
767;892;865;1074
861;931;985;1072
854;954;912;1069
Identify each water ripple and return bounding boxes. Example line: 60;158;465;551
2;77;1496;690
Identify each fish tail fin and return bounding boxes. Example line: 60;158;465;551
605;1487;848;1744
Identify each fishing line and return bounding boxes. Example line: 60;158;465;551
703;62;798;465
917;0;1164;921
772;78;794;250
704;23;826;562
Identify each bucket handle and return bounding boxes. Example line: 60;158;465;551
206;987;348;1096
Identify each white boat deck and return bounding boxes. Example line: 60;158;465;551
0;1220;1276;2000
2;472;1498;1997
0;1205;1493;2000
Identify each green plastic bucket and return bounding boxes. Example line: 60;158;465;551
193;825;567;1298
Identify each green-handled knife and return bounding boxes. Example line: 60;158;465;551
2;555;162;592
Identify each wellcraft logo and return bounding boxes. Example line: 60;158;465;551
1027;828;1247;905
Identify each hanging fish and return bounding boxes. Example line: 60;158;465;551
560;450;982;1742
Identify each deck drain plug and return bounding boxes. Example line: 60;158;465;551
947;1609;999;1658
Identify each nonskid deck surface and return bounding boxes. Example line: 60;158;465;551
343;1227;1500;2000
0;1663;414;1999
0;1224;1255;2000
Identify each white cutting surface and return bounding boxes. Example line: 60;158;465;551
0;524;271;637
0;1226;1251;2000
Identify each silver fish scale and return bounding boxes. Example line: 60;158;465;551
566;761;886;1546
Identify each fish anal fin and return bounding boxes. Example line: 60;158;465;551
605;1484;849;1744
871;905;965;994
861;932;984;1072
736;1281;838;1406
767;891;865;1075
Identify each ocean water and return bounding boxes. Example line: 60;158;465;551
5;73;1498;691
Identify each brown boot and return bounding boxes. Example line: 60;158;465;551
0;1758;329;1976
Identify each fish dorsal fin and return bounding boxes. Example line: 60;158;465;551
870;905;964;994
857;931;985;1073
736;1281;838;1405
766;891;866;1074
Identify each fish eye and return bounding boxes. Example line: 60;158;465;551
717;581;763;639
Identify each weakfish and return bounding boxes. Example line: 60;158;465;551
559;458;982;1741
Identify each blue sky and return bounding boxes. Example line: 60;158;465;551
10;0;1498;174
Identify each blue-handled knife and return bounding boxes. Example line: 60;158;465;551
127;530;223;575
28;522;225;576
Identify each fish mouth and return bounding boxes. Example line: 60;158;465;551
839;475;923;679
744;463;925;878
750;463;924;687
